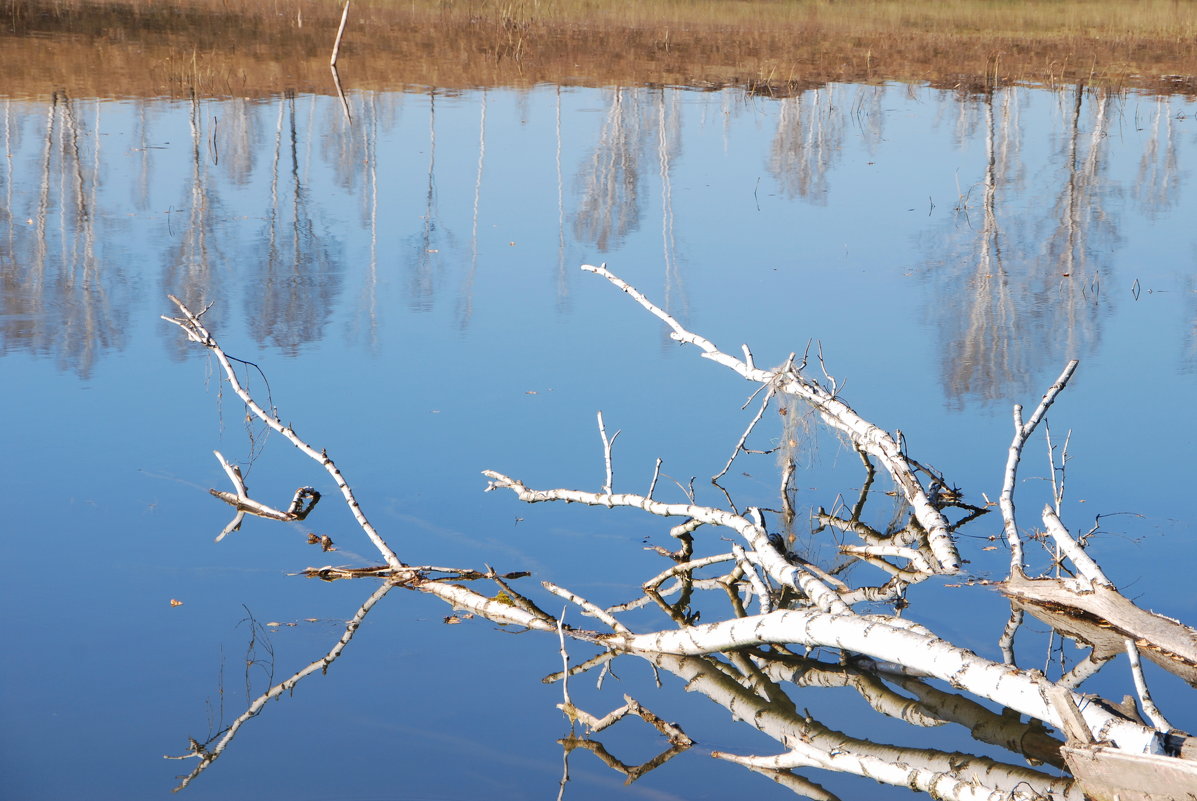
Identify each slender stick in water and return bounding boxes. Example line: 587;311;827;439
330;0;351;67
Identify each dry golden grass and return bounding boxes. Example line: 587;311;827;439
4;0;1197;99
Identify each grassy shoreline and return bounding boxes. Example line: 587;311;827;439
5;0;1197;99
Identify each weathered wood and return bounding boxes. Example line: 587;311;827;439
1046;683;1096;745
1063;745;1197;801
1001;573;1197;687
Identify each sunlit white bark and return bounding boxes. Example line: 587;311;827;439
607;608;1161;754
581;263;961;574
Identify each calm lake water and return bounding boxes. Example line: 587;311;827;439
2;78;1196;800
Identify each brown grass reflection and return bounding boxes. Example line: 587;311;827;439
4;0;1197;101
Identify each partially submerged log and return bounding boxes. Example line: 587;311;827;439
1001;571;1197;687
1063;745;1197;801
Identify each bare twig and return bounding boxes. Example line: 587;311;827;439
999;360;1079;575
485;471;851;614
1041;505;1114;589
713;386;775;481
647;457;663;499
596;410;619;495
544;581;630;634
1126;639;1174;732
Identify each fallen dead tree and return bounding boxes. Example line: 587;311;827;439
162;265;1197;800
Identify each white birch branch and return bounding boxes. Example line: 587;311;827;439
1041;505;1114;589
999;360;1079;575
1126;639;1174;732
657;651;1082;801
581;263;960;574
209;450;320;541
642;554;735;590
713;386;775;481
839;544;934;576
483;470;851;615
596;410;618;495
607;608;1164;754
733;544;774;614
163;297;405;573
543;581;630;634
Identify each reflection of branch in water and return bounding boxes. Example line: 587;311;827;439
166;581;395;791
559;734;691;785
657;651;1079;801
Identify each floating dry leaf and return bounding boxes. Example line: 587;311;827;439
169;599;184;607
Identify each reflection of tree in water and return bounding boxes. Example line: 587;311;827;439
574;87;651;252
323;91;401;222
1041;86;1116;362
403;90;454;312
0;92;128;378
656;87;686;322
319;89;400;343
933;89;1028;407
346;92;384;349
162;90;228;360
769;86;844;204
1133;95;1182;217
928;86;1118;407
219;97;265;188
244;91;341;354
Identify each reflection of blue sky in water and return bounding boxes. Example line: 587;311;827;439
2;83;1196;801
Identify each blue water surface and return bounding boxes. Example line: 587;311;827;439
2;83;1195;800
